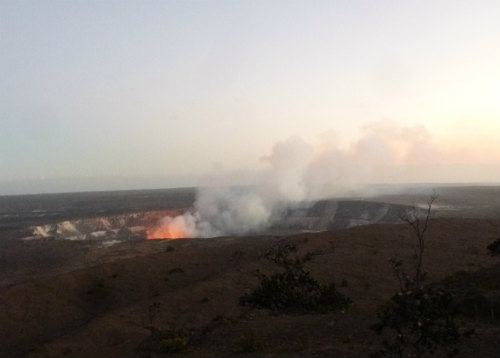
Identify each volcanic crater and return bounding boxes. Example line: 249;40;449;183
0;185;498;357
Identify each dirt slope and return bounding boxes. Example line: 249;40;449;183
1;218;499;357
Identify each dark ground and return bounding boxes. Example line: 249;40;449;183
0;185;498;357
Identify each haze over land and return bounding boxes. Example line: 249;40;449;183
1;0;499;195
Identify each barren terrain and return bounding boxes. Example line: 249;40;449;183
0;185;499;357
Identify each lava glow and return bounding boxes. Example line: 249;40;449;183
146;223;187;239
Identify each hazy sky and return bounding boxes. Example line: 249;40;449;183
1;0;499;194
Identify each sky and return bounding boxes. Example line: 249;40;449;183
0;0;499;195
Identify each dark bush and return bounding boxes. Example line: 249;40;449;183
240;243;350;314
487;238;500;256
372;285;471;358
372;194;471;357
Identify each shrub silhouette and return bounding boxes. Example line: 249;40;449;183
372;285;470;358
487;214;500;256
371;194;474;357
240;243;350;314
487;238;500;256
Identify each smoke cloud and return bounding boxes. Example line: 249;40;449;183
149;121;455;238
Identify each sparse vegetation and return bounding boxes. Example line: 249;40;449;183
2;187;498;357
487;214;500;256
487;238;500;256
399;194;437;288
159;334;190;353
240;243;350;314
141;302;193;354
372;285;471;358
372;194;471;358
140;326;192;354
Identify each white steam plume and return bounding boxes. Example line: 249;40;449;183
151;121;441;238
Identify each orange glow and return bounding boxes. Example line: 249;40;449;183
146;223;187;239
